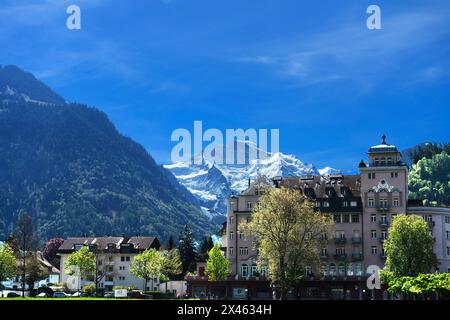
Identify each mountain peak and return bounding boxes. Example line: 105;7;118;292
0;65;66;105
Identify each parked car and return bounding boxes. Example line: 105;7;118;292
36;292;50;298
127;290;145;299
53;292;69;298
7;292;21;298
104;292;114;298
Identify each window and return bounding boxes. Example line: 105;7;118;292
342;201;349;207
121;256;125;262
125;256;130;262
346;263;354;276
260;266;268;277
445;216;450;224
381;214;387;224
355;263;363;276
371;230;377;239
381;249;387;258
320;232;328;240
229;232;234;240
329;264;336;276
392;214;397;220
351;214;359;223
323;201;330;208
321;248;327;257
381;231;388;240
368;198;375;208
246;216;251;223
336;247;345;256
338;263;345;276
251;264;259;277
391;172;398;178
305;266;312;276
239;247;248;256
393;198;400;207
229;216;234;224
371;214;377;223
446;231;450;241
239;232;245;240
446;247;450;256
246;202;252;210
315;201;321;208
305;232;313;240
229;247;234;256
371;246;377;255
240;264;248;277
351;201;358;207
335;231;345;240
334;214;341;223
379;199;388;209
343;214;350;223
368;173;374;179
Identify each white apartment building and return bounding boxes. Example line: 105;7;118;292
58;236;161;293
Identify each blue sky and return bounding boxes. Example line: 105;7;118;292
1;0;449;172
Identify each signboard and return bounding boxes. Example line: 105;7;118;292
232;288;247;299
114;289;128;298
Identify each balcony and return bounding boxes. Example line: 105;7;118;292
379;220;389;228
333;253;347;260
351;253;362;260
351;236;362;244
377;205;390;212
334;237;347;244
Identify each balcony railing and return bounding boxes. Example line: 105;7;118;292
334;237;346;244
351;237;362;244
377;205;390;212
333;253;347;260
351;253;362;260
379;220;389;228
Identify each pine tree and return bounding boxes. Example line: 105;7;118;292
178;225;197;275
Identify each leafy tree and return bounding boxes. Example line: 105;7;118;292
130;249;164;292
161;249;183;292
409;152;450;207
0;243;17;284
14;213;38;297
25;254;47;293
383;215;437;277
64;246;96;292
240;187;333;299
385;273;450;299
178;225;197;275
409;142;450;164
43;238;64;263
205;243;230;281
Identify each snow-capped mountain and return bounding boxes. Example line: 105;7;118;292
318;166;341;176
165;141;335;222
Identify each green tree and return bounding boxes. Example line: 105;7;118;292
240;187;333;299
199;236;214;261
383;215;437;277
14;213;38;297
130;249;164;292
0;243;18;285
25;254;47;294
178;225;197;275
409;152;450;207
205;243;230;281
64;246;96;292
161;249;183;293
